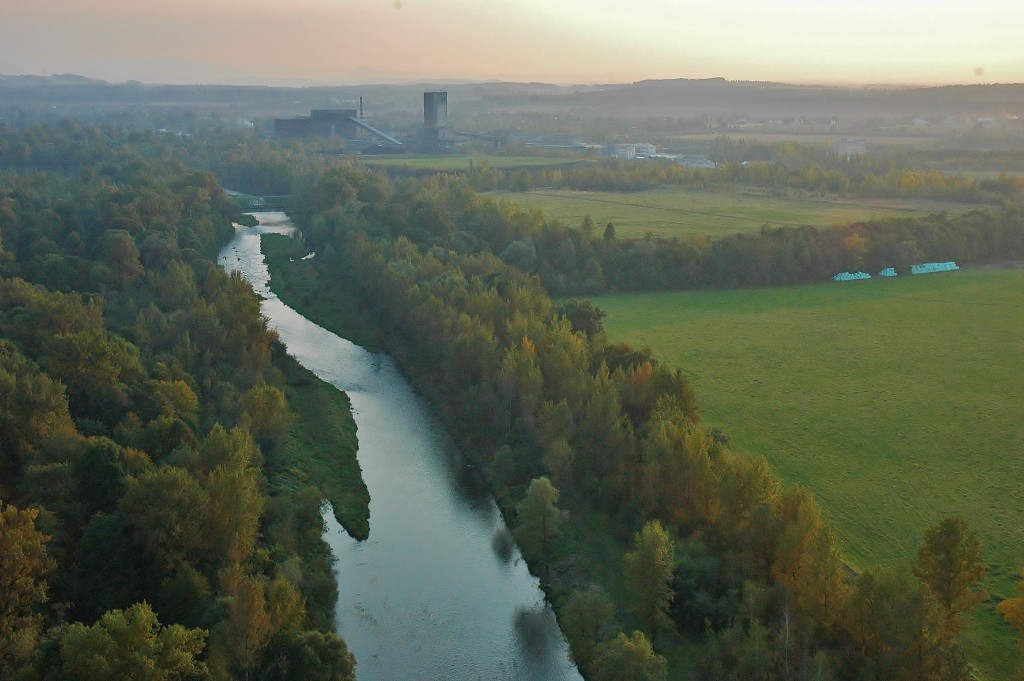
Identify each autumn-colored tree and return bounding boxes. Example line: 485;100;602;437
914;516;986;632
217;566;273;681
843;566;965;681
0;502;54;677
195;426;264;565
999;571;1024;652
624;520;675;639
498;337;543;438
771;486;847;630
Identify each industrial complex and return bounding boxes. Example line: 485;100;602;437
273;91;455;153
272;90;713;165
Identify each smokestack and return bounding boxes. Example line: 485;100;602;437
359;96;364;120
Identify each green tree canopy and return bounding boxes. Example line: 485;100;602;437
58;602;208;681
513;477;567;570
624;520;675;639
592;631;667;681
560;586;615;673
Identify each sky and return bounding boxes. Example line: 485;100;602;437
2;0;1022;87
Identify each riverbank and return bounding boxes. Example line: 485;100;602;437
261;234;382;352
250;232;371;541
277;350;370;541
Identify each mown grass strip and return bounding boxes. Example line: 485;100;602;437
359;155;582;171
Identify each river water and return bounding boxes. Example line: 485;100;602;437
218;212;582;681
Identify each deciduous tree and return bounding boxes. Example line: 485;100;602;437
624;520;675;639
561;586;615;673
593;631;667;681
0;502;54;676
999;571;1024;651
513;477;566;580
58;602;208;681
914;516;986;631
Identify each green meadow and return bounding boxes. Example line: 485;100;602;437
490;187;980;239
358;154;580;171
592;268;1024;679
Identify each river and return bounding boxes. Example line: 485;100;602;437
218;212;583;681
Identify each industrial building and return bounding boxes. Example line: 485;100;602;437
274;103;402;149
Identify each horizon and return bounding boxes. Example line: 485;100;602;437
5;71;1022;92
3;1;1022;89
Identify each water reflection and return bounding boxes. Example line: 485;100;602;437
492;527;517;564
515;604;574;676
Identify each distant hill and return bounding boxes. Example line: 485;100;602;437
1;73;1020;127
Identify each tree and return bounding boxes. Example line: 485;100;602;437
556;299;606;343
103;230;143;288
603;222;616;241
624;520;675;639
58;602;208;681
261;630;356;681
843;566;965;681
121;465;208;576
513;477;566;579
0;502;54;677
999;571;1024;651
561;586;615;673
0;340;74;478
497;338;543;438
73;512;142;621
537;400;575;485
771;486;847;631
198;429;264;565
217;567;272;681
73;437;128;516
592;631;667;681
239;384;294;448
914;516;986;631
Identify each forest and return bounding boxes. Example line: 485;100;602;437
0;122;360;680
2;119;1023;681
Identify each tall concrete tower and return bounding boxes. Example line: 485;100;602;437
423;91;448;150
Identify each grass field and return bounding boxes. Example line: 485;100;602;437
489;187;980;239
358;154;582;171
591;267;1024;679
666;131;943;148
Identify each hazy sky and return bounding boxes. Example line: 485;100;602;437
2;0;1022;86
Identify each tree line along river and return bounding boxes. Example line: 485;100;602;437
218;211;582;681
